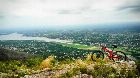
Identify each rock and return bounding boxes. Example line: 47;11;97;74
73;74;93;78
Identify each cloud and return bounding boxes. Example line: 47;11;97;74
0;0;140;28
58;10;82;14
131;7;140;13
118;6;140;13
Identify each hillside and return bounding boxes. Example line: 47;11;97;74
0;48;140;78
0;48;29;61
21;55;139;78
0;48;43;78
19;56;140;78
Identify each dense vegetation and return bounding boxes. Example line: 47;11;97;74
0;40;93;60
0;48;29;61
26;30;140;60
0;48;43;78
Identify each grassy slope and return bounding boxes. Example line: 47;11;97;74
0;48;43;78
23;55;139;78
0;48;139;78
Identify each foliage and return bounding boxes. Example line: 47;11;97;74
0;56;43;78
0;60;22;73
0;48;28;61
40;55;56;69
24;56;43;67
0;60;30;78
91;65;117;78
58;54;139;78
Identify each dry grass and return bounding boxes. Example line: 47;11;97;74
40;56;55;69
86;54;93;61
39;55;138;78
75;59;87;68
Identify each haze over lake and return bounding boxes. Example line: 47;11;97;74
0;33;71;43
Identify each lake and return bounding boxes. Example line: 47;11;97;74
0;33;72;43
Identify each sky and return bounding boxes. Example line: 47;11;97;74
0;0;140;29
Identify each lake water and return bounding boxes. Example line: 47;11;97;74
0;33;72;43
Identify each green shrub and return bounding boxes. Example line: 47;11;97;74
24;56;43;67
0;56;43;78
0;60;22;73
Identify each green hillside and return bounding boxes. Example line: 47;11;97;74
0;48;140;78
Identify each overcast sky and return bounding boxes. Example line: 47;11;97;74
0;0;140;29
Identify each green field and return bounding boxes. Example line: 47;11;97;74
56;42;99;50
56;42;129;53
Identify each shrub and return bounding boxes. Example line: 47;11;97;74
24;56;43;67
0;60;22;73
59;68;80;78
86;54;93;61
40;55;56;69
89;64;117;78
75;59;87;67
119;68;138;77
